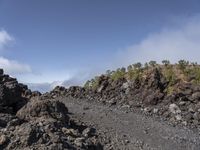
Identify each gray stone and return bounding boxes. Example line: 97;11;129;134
188;107;195;113
169;104;181;114
179;101;186;106
193;112;200;121
175;115;182;121
74;137;84;147
122;82;129;89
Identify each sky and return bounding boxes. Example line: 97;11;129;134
1;0;200;92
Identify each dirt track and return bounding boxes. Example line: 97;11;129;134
59;98;200;150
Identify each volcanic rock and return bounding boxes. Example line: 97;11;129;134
16;99;69;122
0;69;102;149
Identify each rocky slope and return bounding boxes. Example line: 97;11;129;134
1;61;200;149
0;70;102;149
47;66;200;128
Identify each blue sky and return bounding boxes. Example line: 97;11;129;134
1;0;200;92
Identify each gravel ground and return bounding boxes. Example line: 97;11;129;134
59;97;200;150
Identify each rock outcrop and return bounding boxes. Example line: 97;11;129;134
0;70;102;149
0;99;102;149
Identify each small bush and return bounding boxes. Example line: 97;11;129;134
127;69;142;81
163;66;177;86
84;80;91;89
111;68;126;81
166;86;174;95
186;67;200;84
178;60;189;71
127;65;133;72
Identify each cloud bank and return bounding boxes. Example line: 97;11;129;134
0;29;32;75
116;15;200;66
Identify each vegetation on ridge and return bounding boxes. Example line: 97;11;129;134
84;60;200;93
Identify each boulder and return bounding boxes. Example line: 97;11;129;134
16;99;69;122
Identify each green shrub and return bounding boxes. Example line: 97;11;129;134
144;62;149;70
127;65;133;72
127;68;142;81
84;80;91;89
84;76;100;89
178;60;189;71
91;77;100;89
186;67;200;84
163;66;177;85
111;68;126;81
106;70;112;76
166;86;174;95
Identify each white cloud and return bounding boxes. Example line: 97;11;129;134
116;15;200;66
0;57;31;74
0;29;32;75
0;29;14;49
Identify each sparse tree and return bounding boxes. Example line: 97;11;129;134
191;62;198;66
144;62;149;69
162;60;170;66
127;65;132;72
121;67;126;73
149;61;157;67
106;70;112;76
133;62;142;69
178;60;189;71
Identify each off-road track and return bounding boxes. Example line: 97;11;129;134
59;98;200;150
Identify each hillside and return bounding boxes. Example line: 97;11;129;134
1;60;200;149
48;60;200;128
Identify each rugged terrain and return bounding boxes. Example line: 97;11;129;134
0;69;102;149
1;61;200;149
